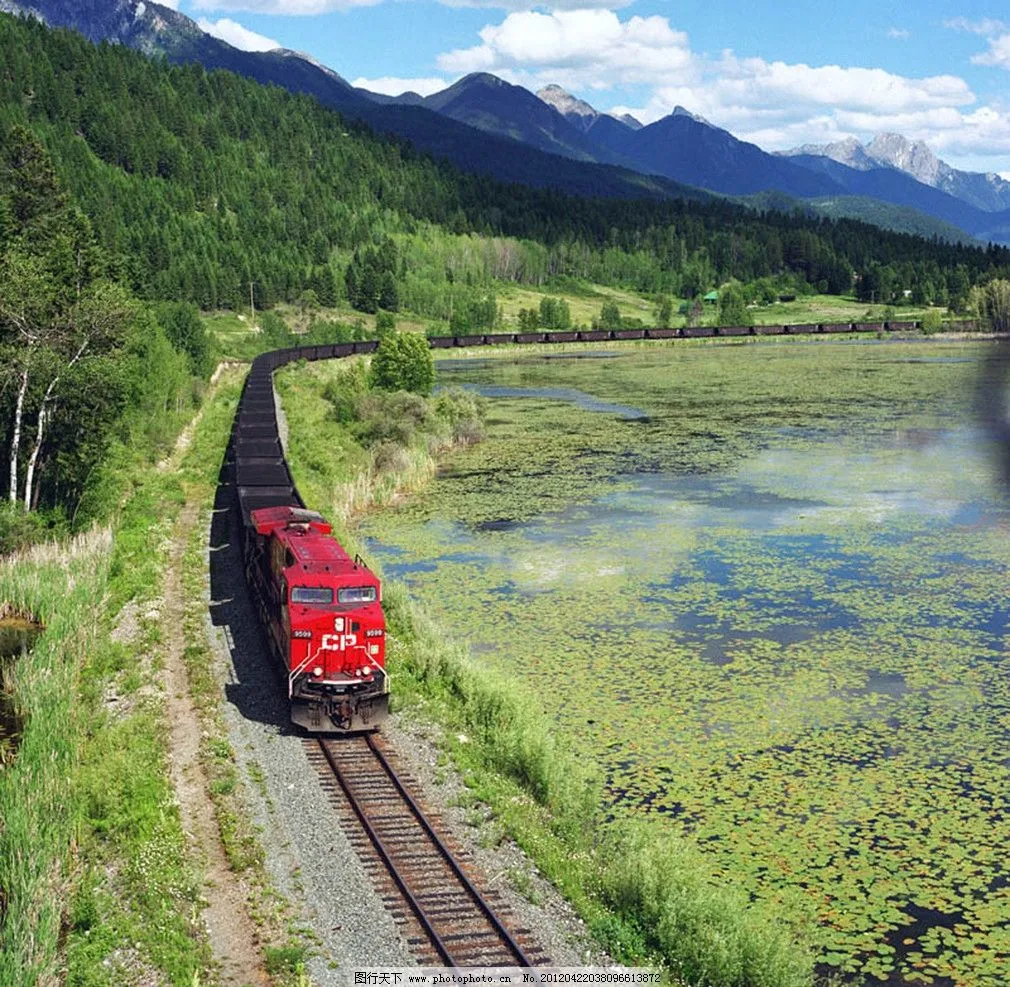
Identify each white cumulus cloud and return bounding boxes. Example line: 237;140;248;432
352;75;451;97
435;9;1010;171
972;33;1010;69
887;27;909;40
946;17;1010;71
437;9;694;86
196;17;280;50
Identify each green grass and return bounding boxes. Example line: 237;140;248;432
0;506;212;986
0;364;312;986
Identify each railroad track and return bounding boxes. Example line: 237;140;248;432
307;733;550;968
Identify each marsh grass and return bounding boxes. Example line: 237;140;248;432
0;527;120;986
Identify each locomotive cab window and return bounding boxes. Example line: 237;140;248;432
290;586;334;604
338;586;377;604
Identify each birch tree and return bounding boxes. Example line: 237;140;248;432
0;127;133;510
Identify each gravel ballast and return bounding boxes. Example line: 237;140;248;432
200;376;611;982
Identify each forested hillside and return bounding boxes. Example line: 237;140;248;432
2;13;1009;319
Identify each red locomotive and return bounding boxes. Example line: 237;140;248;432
245;505;388;732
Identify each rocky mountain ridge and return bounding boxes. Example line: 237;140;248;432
5;0;1009;242
785;132;1010;213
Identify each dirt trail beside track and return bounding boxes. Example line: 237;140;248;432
163;499;270;987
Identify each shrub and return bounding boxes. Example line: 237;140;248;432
375;311;396;338
322;359;370;423
259;310;293;347
597;300;622;329
154;302;213;378
352;390;429;448
980;278;1010;332
432;387;486;444
0;504;64;557
369;331;435;395
920;308;944;334
717;283;753;326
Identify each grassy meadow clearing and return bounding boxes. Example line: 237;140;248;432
206;285;948;363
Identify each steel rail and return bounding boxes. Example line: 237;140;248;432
317;737;458;966
365;732;535;968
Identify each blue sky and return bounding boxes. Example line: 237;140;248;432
160;0;1010;175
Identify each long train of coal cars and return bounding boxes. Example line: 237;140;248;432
230;317;975;731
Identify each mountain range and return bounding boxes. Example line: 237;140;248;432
782;135;1010;213
3;0;1009;244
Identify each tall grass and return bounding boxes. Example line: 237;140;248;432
275;358;483;524
0;372;250;985
0;528;112;986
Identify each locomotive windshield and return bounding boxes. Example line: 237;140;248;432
290;586;334;604
338;586;377;604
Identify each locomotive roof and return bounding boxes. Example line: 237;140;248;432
250;504;376;585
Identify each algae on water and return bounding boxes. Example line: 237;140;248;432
361;340;1010;985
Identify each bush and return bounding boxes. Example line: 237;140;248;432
597;300;622;329
259;310;293;347
432;387;487;444
980;278;1010;332
920;308;944;334
303;319;356;344
322;359;370;424
717;283;753;326
0;503;64;557
352;390;429;448
154;302;213;378
369;331;435;395
375;311;396;338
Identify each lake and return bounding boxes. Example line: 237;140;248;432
361;339;1010;985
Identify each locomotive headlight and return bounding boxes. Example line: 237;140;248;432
312;666;323;677
355;669;363;677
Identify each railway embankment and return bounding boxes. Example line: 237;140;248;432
273;350;818;987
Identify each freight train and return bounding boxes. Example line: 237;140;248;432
234;347;389;733
230;317;976;732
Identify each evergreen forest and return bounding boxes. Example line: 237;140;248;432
2;12;1009;322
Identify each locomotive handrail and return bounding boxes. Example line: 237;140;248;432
288;646;321;698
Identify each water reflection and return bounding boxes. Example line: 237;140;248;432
0;616;41;766
445;383;648;420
